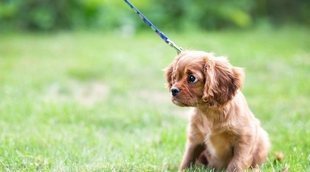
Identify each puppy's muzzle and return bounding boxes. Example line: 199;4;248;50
171;86;180;96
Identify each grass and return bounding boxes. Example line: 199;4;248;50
0;26;309;171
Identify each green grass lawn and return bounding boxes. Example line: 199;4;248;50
0;27;309;171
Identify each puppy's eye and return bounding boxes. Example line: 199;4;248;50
188;74;198;83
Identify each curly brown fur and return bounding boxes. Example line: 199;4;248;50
165;50;270;172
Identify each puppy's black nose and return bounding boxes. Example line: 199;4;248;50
171;87;180;96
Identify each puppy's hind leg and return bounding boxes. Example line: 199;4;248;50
252;129;270;167
196;149;209;166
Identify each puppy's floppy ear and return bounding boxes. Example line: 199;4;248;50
203;57;244;106
164;63;173;89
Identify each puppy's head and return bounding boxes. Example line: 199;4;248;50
165;50;244;107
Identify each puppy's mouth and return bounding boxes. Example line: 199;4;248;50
172;99;185;106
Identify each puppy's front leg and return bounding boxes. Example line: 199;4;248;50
179;141;205;170
227;135;254;172
179;119;206;171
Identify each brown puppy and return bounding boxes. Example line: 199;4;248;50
165;50;270;171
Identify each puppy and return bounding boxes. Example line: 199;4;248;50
165;50;270;171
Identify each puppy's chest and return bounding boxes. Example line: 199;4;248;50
197;116;234;159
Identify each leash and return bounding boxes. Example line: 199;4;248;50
124;0;183;54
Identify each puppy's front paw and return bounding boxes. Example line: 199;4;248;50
227;163;242;172
178;165;190;172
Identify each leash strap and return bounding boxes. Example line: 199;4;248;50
124;0;183;54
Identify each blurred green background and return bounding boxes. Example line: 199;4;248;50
0;0;309;31
0;0;309;171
